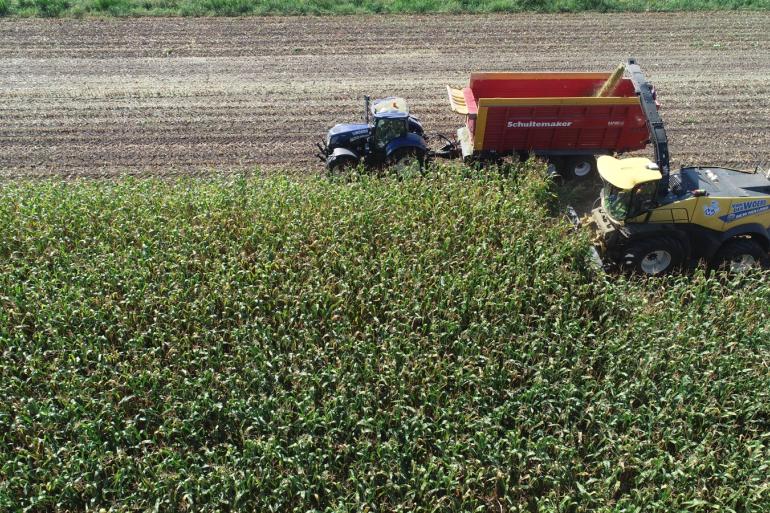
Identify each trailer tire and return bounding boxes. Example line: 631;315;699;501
711;238;770;273
621;236;685;276
567;156;596;180
545;157;565;180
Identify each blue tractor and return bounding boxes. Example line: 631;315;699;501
317;97;435;174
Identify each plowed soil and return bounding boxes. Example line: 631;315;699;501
1;13;769;177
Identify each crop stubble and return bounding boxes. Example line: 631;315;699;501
0;13;769;177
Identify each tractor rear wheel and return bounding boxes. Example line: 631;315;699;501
388;149;425;178
711;238;770;273
621;236;685;276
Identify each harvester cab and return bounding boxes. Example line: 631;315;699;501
317;96;428;173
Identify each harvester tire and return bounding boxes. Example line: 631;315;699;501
711;238;770;273
621;236;684;276
567;156;597;180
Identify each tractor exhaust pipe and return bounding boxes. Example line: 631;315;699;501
364;95;371;124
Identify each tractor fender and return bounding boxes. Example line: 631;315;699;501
384;133;427;160
719;223;770;251
326;147;359;168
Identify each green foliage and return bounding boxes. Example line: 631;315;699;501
1;0;769;16
33;0;68;15
0;0;9;15
1;164;769;511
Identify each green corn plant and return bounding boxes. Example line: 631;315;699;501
0;163;768;512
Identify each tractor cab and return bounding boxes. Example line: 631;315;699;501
598;156;663;222
372;113;409;150
371;112;410;151
370;96;424;142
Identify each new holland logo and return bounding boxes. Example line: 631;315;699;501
718;199;770;223
703;200;720;217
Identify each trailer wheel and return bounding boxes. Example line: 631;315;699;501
545;157;564;180
711;238;770;273
622;236;684;276
567;156;596;180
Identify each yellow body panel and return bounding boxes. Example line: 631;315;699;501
597;156;662;189
628;195;770;233
646;207;692;223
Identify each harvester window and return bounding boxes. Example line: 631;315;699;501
374;118;406;149
629;182;657;217
604;185;632;220
603;182;658;221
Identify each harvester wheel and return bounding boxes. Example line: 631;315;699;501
622;236;684;276
711;238;770;273
567;156;597;180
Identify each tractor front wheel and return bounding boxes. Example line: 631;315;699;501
711;239;770;273
326;157;358;179
621;236;685;276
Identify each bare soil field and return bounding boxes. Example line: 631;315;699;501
0;13;769;178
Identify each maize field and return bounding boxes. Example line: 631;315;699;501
1;165;769;511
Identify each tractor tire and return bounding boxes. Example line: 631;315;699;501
711;238;770;273
567;156;597;180
326;157;357;179
621;236;685;276
388;149;425;178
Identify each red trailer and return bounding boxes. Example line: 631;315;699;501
446;61;658;178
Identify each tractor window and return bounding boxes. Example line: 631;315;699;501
374;118;407;149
